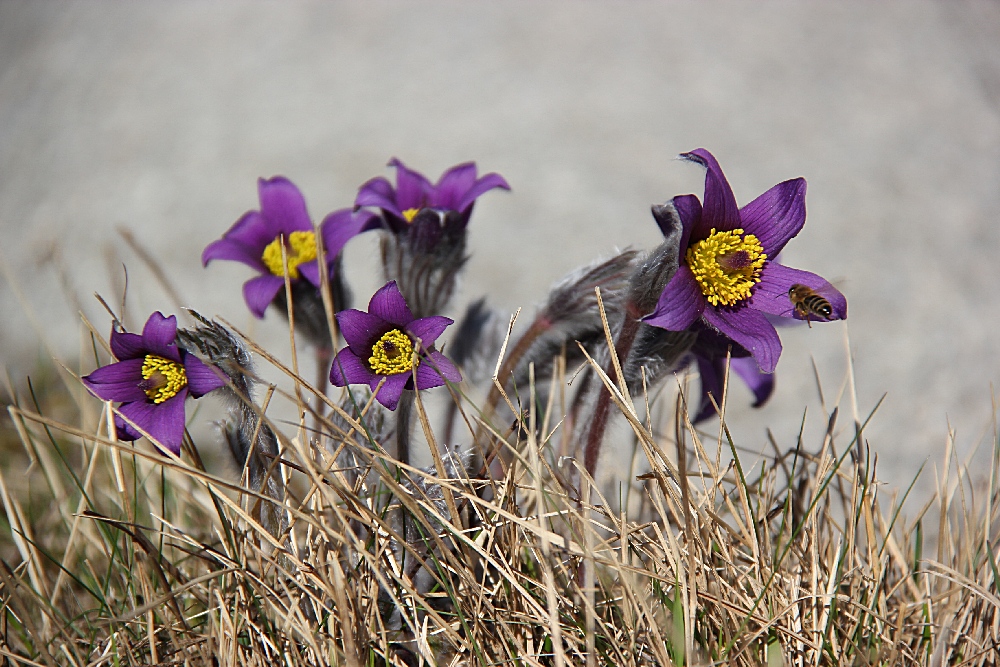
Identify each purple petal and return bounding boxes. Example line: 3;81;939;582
368;281;414;327
118;391;188;455
748;263;847;321
329;348;376;387
202;210;272;268
110;329;146;361
296;260;322;287
355;176;402;217
218;210;274;249
693;356;723;423
409;212;443;251
682;149;741;233
183;354;228;397
336;308;389;353
243;274;285;318
730;356;775;407
456;172;510;213
82;358;147;402
672;193;703;252
432;162;477;210
320;208;380;259
202;236;268;272
388;158;432;211
406;315;453;348
414;350;462;389
113;414;142;441
703;306;782;374
371;372;410;410
643;266;706;331
739;178;806;256
141;313;181;361
257;176;312;236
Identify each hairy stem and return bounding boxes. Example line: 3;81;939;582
396;390;415;466
583;303;643;478
474;315;553;472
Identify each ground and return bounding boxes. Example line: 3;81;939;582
1;1;999;498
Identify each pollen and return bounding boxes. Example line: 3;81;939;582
369;329;418;375
402;208;420;223
261;230;318;279
140;354;188;403
686;228;767;306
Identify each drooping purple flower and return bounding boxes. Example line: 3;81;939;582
203;176;378;318
644;149;847;373
355;158;510;251
82;312;227;454
329;281;462;410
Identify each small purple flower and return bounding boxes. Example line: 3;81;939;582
644;149;847;373
355;158;509;248
203;176;378;318
329;281;462;410
82;312;227;454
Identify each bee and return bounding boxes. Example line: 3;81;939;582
788;283;833;327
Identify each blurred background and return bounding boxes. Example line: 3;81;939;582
1;1;999;499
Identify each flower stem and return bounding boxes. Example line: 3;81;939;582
475;315;552;472
314;345;332;444
396;390;415;466
583;303;643;478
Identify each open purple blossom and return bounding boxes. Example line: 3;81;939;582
81;312;226;454
330;281;462;410
202;176;378;318
644;149;847;373
355;158;509;251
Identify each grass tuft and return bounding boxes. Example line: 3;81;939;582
1;322;998;666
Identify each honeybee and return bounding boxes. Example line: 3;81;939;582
788;283;833;327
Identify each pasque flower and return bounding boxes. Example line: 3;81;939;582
330;281;462;410
644;149;847;373
203;176;377;318
355;158;510;250
355;158;510;319
82;312;226;454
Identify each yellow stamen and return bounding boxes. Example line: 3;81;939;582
261;230;317;279
141;354;187;403
402;208;420;223
686;228;767;306
369;329;418;376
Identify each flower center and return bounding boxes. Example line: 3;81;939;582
261;230;317;279
686;228;767;306
140;354;187;403
401;208;420;223
368;329;418;375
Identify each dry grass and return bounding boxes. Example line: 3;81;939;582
1;320;998;667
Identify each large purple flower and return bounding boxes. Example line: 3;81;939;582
82;312;226;454
355;158;509;246
203;176;377;318
329;281;462;410
644;149;847;373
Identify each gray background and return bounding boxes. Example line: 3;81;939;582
2;1;999;499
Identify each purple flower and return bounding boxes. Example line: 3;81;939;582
203;176;378;318
82;312;227;454
329;281;462;410
355;158;509;248
644;149;847;373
